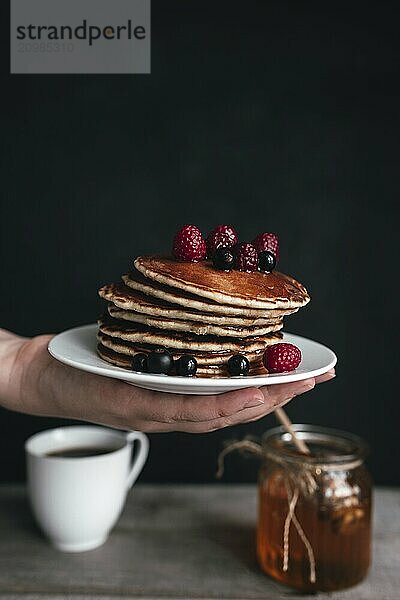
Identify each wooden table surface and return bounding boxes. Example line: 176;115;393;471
0;484;399;599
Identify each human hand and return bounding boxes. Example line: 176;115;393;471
1;330;335;433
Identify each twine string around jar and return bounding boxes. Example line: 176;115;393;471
216;439;263;478
283;480;316;583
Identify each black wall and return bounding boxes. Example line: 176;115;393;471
1;2;398;484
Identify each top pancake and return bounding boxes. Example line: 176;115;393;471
123;272;298;317
134;256;310;309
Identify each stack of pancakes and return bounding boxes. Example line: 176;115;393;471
97;256;310;377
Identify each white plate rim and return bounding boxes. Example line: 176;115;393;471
48;324;337;394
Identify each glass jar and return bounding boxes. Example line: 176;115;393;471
257;425;372;592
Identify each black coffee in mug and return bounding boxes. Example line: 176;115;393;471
45;446;120;458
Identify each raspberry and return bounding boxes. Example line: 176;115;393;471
263;343;302;373
173;225;207;262
234;243;258;272
252;232;279;261
207;225;238;256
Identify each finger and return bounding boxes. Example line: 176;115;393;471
173;371;334;429
241;372;336;427
131;372;320;427
129;386;265;426
145;378;317;433
241;387;312;425
124;370;333;434
315;369;336;384
224;378;317;428
191;378;317;432
260;377;316;406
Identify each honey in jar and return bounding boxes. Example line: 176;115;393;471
257;425;372;592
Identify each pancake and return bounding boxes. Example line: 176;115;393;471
107;304;283;338
99;282;295;324
98;332;266;365
122;272;300;317
134;256;310;309
97;342;267;377
98;317;283;352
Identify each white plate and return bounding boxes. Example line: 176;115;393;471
48;324;337;395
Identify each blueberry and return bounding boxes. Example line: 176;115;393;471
175;355;198;377
147;349;173;375
228;354;250;376
258;250;276;273
213;247;235;271
131;353;148;372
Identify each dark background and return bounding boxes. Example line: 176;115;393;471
1;2;398;484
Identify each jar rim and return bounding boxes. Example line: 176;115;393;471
262;424;369;466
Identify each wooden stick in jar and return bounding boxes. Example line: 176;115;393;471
274;407;311;455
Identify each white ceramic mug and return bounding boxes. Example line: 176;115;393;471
25;425;149;552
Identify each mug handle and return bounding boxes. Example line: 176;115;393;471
125;431;149;490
